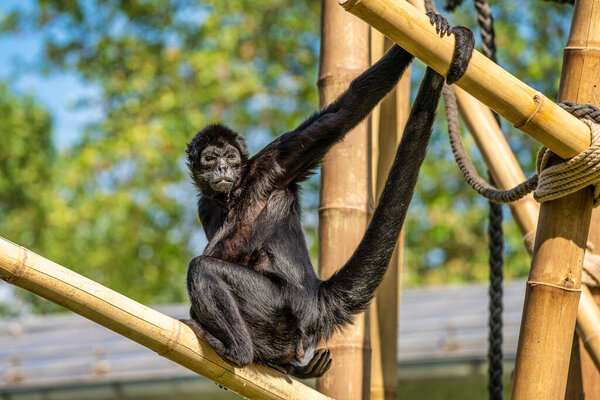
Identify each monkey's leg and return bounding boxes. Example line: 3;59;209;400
185;255;282;368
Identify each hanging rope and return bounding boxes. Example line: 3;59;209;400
487;185;503;400
470;2;504;398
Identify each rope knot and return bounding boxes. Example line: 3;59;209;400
535;116;600;206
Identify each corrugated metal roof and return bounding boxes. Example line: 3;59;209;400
1;280;526;393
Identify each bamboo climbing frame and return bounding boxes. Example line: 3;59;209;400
0;236;330;400
455;88;600;377
340;0;598;397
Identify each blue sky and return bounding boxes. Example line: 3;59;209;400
0;0;103;150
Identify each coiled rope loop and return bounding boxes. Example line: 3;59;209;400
535;118;600;205
450;101;600;207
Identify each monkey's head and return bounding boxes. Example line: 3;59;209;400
186;124;249;197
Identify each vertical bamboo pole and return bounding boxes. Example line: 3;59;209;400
510;0;598;395
369;32;410;400
559;1;600;396
318;0;372;398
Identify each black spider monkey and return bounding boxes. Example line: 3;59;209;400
182;14;473;378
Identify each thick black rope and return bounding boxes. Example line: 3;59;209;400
487;178;504;400
472;2;504;398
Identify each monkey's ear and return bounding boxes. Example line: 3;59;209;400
236;136;249;159
185;147;190;154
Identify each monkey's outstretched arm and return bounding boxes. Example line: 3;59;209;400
256;44;415;184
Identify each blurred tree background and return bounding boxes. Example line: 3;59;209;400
0;0;574;313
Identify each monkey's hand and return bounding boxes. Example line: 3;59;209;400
425;11;475;85
289;349;332;379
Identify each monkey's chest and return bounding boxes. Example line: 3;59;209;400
207;197;270;264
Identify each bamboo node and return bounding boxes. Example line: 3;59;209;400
158;319;183;356
3;246;28;283
527;280;582;292
514;93;544;129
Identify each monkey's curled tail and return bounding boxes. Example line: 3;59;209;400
317;68;445;335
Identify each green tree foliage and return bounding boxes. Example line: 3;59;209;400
0;0;577;312
0;84;53;250
0;84;55;313
1;0;320;308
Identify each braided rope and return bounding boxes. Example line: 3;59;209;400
487;178;503;400
447;102;600;207
535;120;600;205
444;86;540;202
472;2;504;398
474;0;497;64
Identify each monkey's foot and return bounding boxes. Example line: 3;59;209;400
426;11;451;37
425;11;475;85
290;349;332;379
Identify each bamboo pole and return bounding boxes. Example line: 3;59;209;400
559;1;600;396
339;0;591;159
337;0;596;396
509;0;599;392
455;86;600;398
369;32;410;400
575;287;600;398
456;73;596;399
317;0;372;397
456;82;600;362
0;236;330;400
577;286;600;373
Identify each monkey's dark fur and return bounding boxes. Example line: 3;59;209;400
183;16;473;378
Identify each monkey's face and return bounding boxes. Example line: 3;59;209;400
196;143;243;193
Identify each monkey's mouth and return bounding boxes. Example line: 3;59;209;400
210;178;234;192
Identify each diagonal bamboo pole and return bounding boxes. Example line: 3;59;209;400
317;0;372;398
0;236;331;400
339;0;591;158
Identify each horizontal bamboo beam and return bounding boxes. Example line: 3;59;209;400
340;0;591;159
0;236;331;400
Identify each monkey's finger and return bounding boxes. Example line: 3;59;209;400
311;349;330;374
319;357;333;377
437;16;450;37
426;11;436;25
304;349;325;371
313;354;333;378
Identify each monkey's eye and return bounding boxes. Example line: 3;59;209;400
227;154;236;159
204;156;216;162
